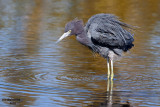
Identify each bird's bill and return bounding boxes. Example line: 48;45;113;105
56;30;71;43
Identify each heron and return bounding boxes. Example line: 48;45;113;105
56;13;134;80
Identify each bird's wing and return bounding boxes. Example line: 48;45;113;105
86;14;134;51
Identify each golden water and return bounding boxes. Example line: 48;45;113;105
0;0;160;106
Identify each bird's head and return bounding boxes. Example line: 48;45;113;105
56;18;84;43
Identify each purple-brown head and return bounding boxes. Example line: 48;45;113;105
56;19;84;43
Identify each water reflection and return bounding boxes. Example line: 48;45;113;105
88;80;132;107
0;0;160;106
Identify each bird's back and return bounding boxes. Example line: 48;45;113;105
85;13;134;53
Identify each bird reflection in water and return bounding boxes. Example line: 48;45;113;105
106;79;113;107
88;80;132;107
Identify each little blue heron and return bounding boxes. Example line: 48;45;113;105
56;13;134;79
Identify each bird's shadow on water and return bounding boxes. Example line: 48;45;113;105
88;80;133;107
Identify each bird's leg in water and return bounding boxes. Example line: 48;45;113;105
111;60;114;79
107;58;110;79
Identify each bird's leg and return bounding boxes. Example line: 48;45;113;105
107;58;110;79
110;59;114;79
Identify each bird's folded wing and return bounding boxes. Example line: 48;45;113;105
85;14;134;51
90;23;134;50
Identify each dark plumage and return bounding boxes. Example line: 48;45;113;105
56;13;134;79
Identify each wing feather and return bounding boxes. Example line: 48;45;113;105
85;14;134;51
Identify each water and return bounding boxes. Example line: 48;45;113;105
0;0;160;106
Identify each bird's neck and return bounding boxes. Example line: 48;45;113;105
76;30;92;47
77;29;86;37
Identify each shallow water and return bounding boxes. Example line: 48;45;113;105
0;0;160;107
